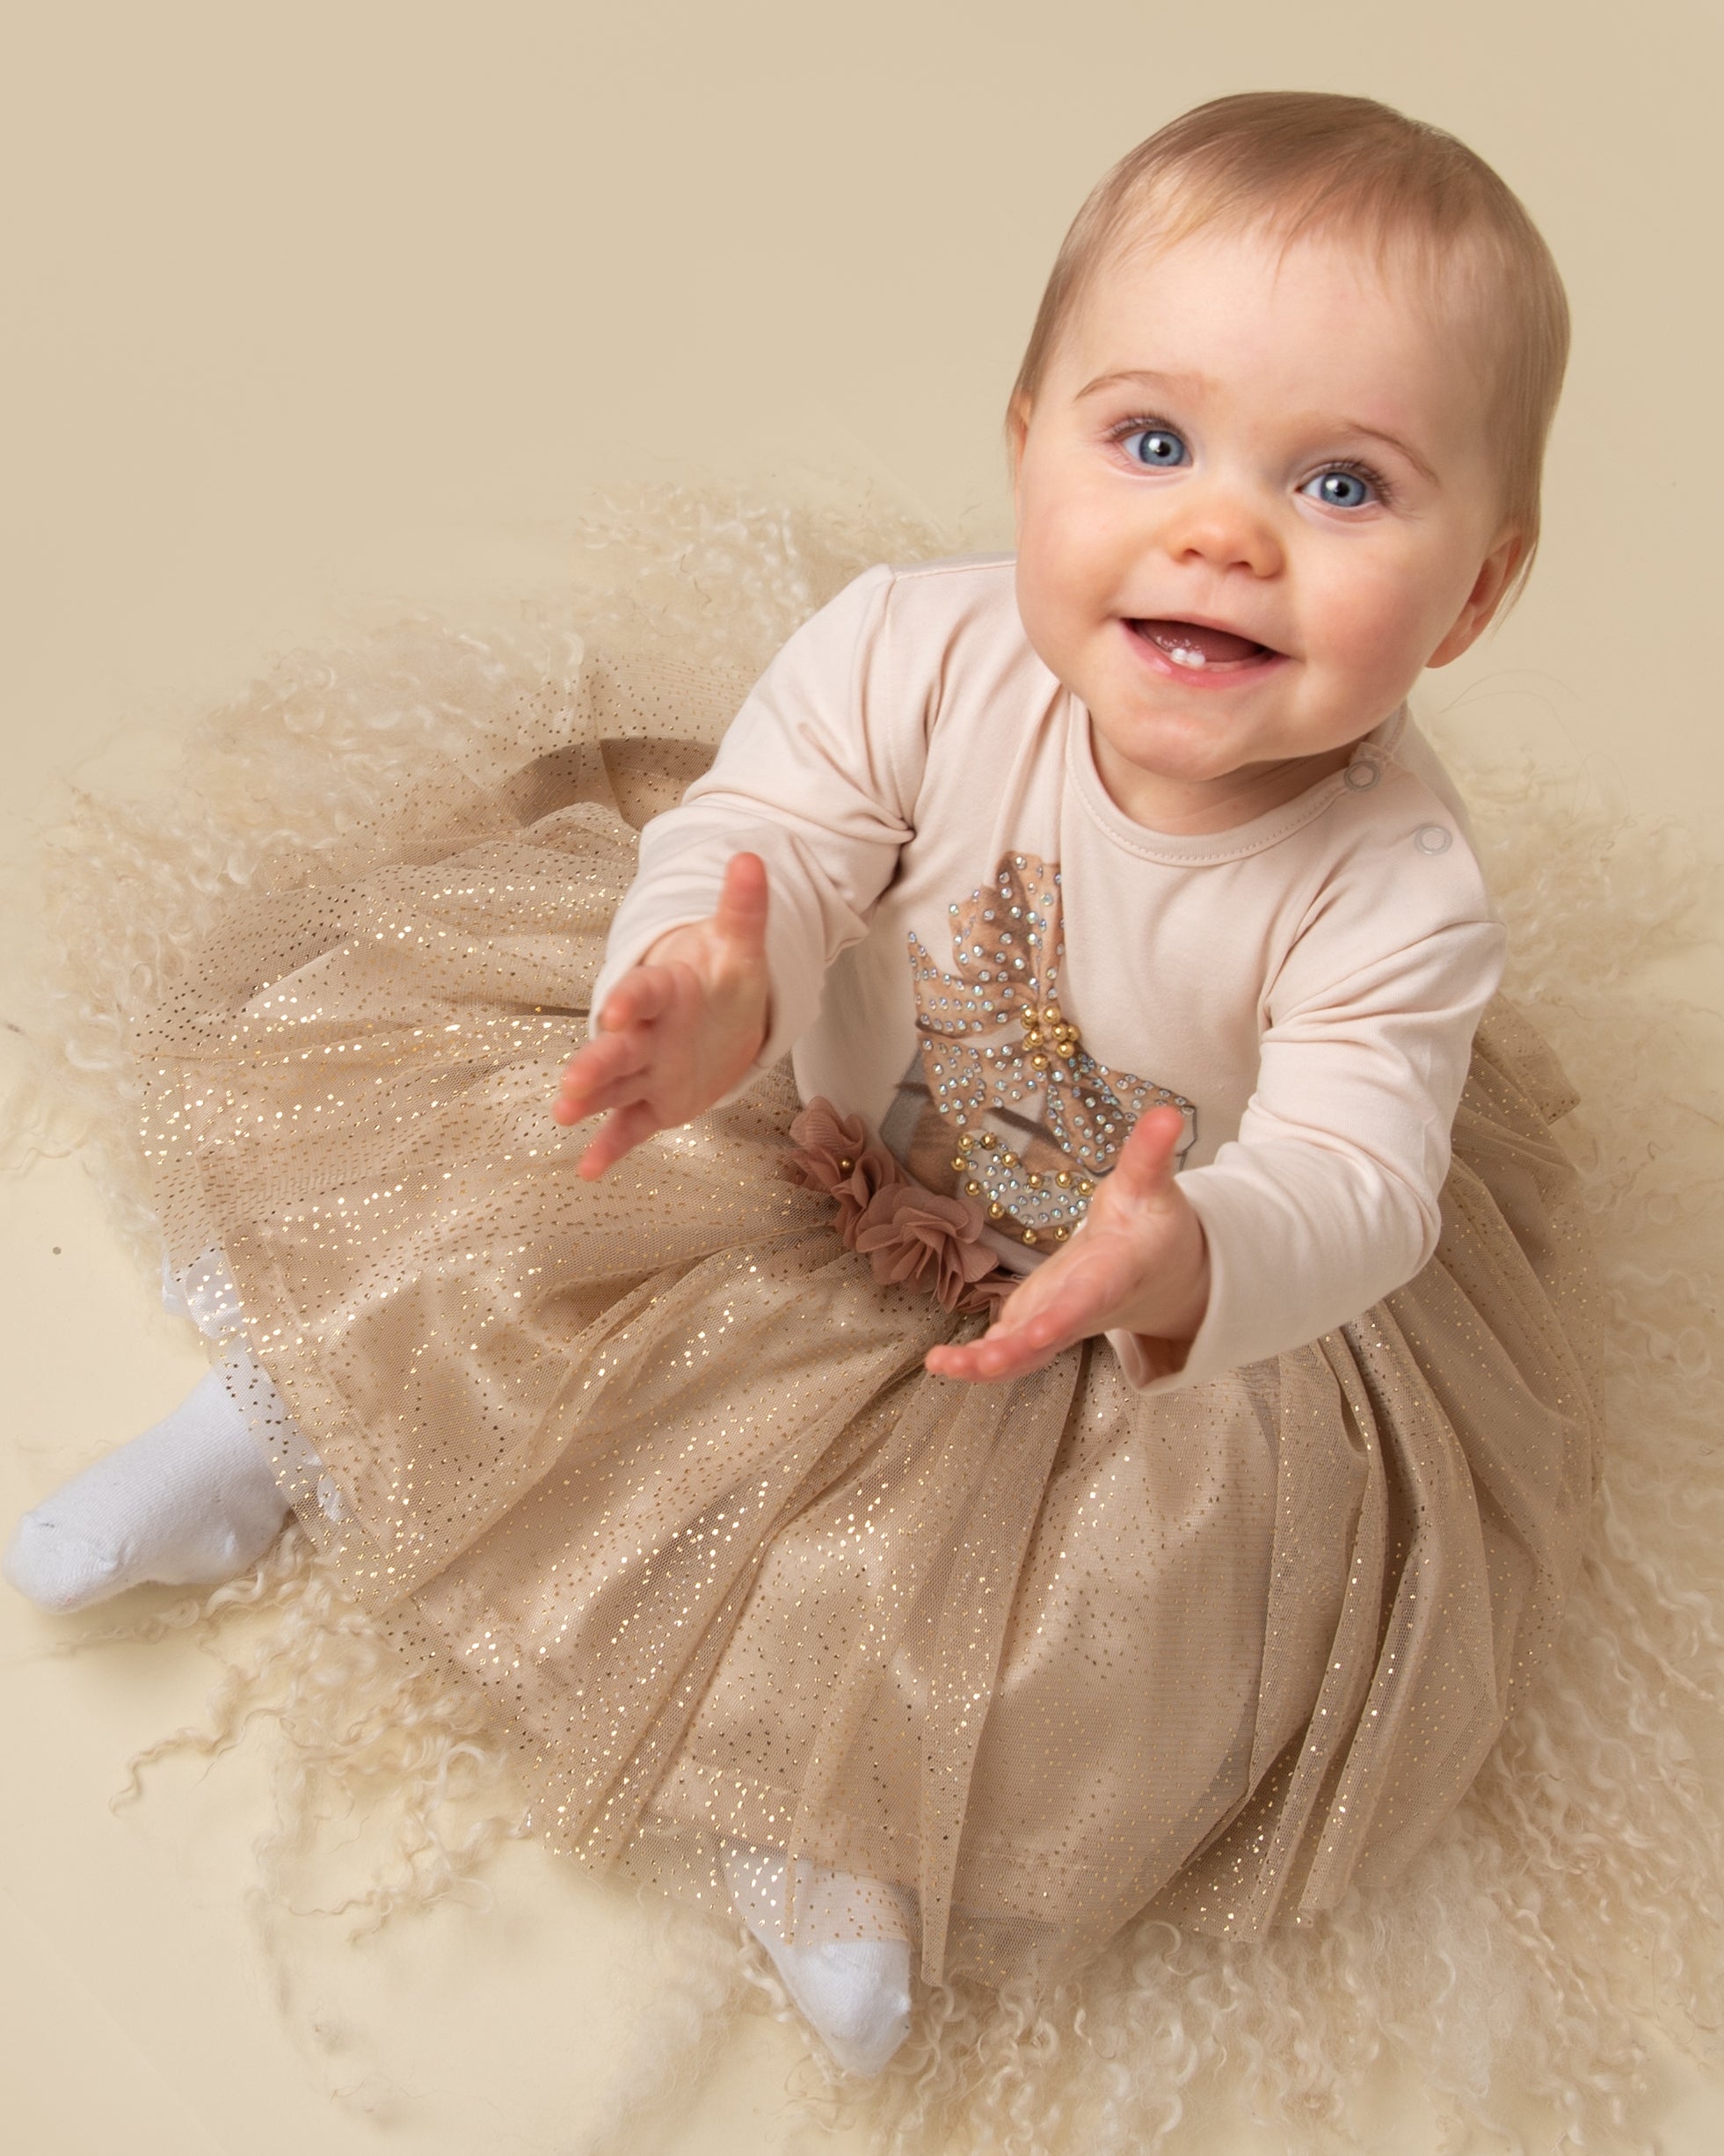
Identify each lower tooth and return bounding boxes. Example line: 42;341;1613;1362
1169;645;1206;668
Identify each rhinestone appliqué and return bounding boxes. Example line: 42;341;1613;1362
907;853;1195;1243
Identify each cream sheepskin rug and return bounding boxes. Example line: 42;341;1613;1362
4;487;1721;2154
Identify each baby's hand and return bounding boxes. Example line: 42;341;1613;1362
923;1106;1210;1385
553;853;771;1179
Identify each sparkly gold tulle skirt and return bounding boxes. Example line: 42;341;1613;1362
134;717;1602;1992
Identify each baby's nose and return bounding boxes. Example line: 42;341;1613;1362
1158;483;1283;578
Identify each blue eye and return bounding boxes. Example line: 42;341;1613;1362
1122;426;1188;469
1304;467;1375;509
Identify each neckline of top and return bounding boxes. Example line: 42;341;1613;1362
1066;702;1408;866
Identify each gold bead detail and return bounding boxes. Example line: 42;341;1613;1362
951;1156;968;1172
1055;1170;1072;1187
1022;1228;1039;1246
1000;1150;1018;1169
1078;1178;1094;1195
838;1157;854;1173
1025;1171;1042;1188
964;1179;981;1196
1029;1053;1048;1071
987;1201;1005;1219
1053;1225;1069;1242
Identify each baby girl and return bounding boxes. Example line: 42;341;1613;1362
7;92;1596;2081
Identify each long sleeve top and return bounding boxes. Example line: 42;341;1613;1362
591;556;1506;1395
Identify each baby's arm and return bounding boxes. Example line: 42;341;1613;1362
553;564;924;1173
552;852;771;1178
590;566;918;1075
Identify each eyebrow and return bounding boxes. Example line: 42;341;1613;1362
1076;368;1209;401
1073;367;1440;484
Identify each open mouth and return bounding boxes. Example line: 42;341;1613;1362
1129;618;1279;672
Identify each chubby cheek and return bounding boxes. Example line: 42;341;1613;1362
1304;557;1446;709
1015;554;1075;681
1015;481;1120;673
1015;525;1085;677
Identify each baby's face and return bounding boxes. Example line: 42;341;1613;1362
1011;222;1519;833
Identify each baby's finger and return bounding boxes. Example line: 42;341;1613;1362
575;1100;662;1181
713;853;769;960
597;965;680;1032
553;1033;648;1124
924;1304;1072;1383
1098;1103;1186;1207
555;1067;654;1121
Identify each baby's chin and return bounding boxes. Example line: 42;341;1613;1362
1086;693;1371;813
1086;718;1246;800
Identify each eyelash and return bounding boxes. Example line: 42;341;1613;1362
1313;455;1397;508
1103;414;1398;507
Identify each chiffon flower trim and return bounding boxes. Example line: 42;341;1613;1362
786;1096;1017;1319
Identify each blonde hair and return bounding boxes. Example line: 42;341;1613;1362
1009;92;1570;600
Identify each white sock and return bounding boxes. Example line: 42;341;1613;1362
4;1366;290;1613
724;1845;913;2076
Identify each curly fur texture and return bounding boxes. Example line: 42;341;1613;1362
5;484;1722;2153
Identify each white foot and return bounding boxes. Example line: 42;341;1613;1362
724;1845;913;2076
4;1366;289;1613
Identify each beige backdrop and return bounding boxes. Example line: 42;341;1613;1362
3;4;1720;2152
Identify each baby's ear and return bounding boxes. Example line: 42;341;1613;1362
1427;529;1525;666
1006;396;1032;488
1004;392;1029;521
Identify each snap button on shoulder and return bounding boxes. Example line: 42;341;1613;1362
1413;824;1453;854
